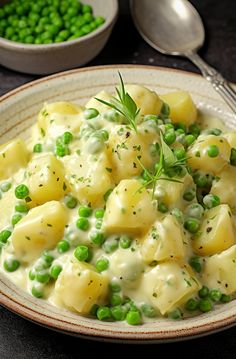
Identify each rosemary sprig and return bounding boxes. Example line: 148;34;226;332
137;132;188;197
95;72;140;133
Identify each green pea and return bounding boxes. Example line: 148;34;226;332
95;219;103;230
36;271;50;284
164;130;176;145
174;147;186;160
90;231;105;245
0;182;11;192
29;269;36;281
119;235;132;249
0;229;11;244
109;282;121;293
189;256;202;273
74;245;89;262
96;258;109;272
12;214;23;226
62;131;73;144
198;285;209;298
199;299;212;312
184;134;196;147
207;145;219;158
84;108;99;120
82;4;93;14
185;298;199;311
126;310;142;325
97;306;111;321
76;217;90;231
184;218;200;234
220;294;231;303
193;172;208;188
168;308;182;320
110;306;126;321
185;203;204;220
32;285;43;298
203;194;220;209
95;16;105;26
141;304;156;318
18;19;28;29
33;143;42;153
209;289;222;302
208;128;222;136
158;202;168;213
171;208;184;224
4;258;20;272
64;195;78;209
25;35;34;44
42;251;54;265
15;184;29;199
188;123;200;137
183;188;195;201
110;293;122;306
78;205;92;217
102;237;119;253
95;208;105;219
57;240;70;253
230;148;236;166
50;265;62;279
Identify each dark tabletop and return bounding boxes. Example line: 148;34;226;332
0;0;236;357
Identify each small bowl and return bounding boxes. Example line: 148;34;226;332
0;65;236;343
0;0;118;75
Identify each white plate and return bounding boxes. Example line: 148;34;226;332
0;65;236;343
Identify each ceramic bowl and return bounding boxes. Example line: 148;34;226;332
0;0;118;75
0;65;236;343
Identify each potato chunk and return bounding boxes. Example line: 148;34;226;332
63;151;112;206
107;124;159;182
12;201;66;262
55;261;108;314
187;135;231;174
141;262;200;315
141;215;185;263
27;154;69;206
160;91;197;125
154;173;194;210
125;84;163;116
85;91;112;113
103;179;157;234
38;101;82;134
0;139;29;180
202;245;236;295
192;204;235;256
210;165;236;208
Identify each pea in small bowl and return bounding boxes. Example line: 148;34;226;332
0;0;118;75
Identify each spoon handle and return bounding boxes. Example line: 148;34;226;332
186;51;236;113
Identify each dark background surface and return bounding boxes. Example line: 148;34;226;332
0;0;236;357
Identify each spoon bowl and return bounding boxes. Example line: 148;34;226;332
131;0;204;55
130;0;236;113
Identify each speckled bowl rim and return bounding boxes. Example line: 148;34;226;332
0;0;118;52
0;64;236;343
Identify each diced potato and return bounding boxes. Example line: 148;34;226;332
202;245;236;295
160;91;197;125
109;249;144;287
154;173;195;210
223;131;236;148
187;135;231;174
0;139;29;180
85;91;112;113
0;189;15;229
12;201;67;262
63;151;113;207
141;262;200;315
103;179;157;234
192;204;235;256
141;215;185;263
107;124;159;182
210;165;236;208
38;101;82;134
55;261;109;314
125;84;163;116
26;154;69;207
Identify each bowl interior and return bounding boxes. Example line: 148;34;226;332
0;65;236;342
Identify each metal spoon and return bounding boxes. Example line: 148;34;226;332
130;0;236;113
